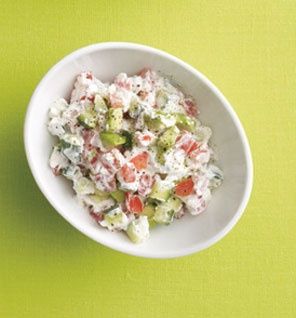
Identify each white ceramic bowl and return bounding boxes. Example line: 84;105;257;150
24;42;253;258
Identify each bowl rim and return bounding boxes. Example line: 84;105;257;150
24;42;253;258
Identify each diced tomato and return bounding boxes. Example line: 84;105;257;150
130;152;149;170
143;135;151;141
100;149;125;174
125;193;144;213
183;98;199;117
120;164;136;183
138;173;154;197
175;178;194;196
177;133;200;155
181;139;200;154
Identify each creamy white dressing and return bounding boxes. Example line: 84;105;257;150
47;69;223;244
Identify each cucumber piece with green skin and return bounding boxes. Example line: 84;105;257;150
110;189;125;203
157;126;180;151
78;110;97;129
90;189;111;202
175;113;196;132
142;204;157;227
100;132;127;147
107;108;123;132
100;207;129;231
94;95;108;113
126;216;150;244
153;197;182;225
73;177;95;195
149;182;171;202
61;133;84;148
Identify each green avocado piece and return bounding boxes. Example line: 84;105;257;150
144;115;166;132
100;132;127;147
107;108;123;132
110;189;125;203
175;113;196;132
157;126;180;151
78;110;97;129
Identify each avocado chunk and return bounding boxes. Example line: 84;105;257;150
107;108;123;132
175;113;196;132
144;115;166;132
157;126;180;151
110;189;125;203
100;132;127;147
78;110;97;129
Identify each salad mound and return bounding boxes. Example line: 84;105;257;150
48;69;223;243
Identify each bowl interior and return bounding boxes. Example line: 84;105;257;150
25;44;252;258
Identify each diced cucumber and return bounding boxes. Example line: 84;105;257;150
126;216;150;244
107;108;123;132
153;197;182;225
94;95;108;113
49;147;69;170
157;126;180;151
62;165;82;181
89;192;110;202
60;133;84;149
153;208;174;225
149;182;171;202
73;177;95;195
110;189;125;203
142;204;157;228
82;195;114;212
100;207;129;231
60;134;84;163
164;196;182;211
142;204;155;219
100;132;127;147
175;113;196;132
78;110;97;129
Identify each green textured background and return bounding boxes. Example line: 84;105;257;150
0;1;295;317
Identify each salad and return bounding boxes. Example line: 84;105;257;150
48;69;223;243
